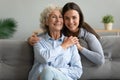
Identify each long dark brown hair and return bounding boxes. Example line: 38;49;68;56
62;2;100;39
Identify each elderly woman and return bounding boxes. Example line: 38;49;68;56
28;5;82;80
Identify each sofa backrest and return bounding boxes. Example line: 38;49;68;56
80;36;120;80
0;40;34;80
100;36;120;79
101;36;120;59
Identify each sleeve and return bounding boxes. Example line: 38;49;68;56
33;40;65;64
80;32;105;65
59;45;83;79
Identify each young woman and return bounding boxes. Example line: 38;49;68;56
62;2;105;65
28;2;105;66
28;5;82;80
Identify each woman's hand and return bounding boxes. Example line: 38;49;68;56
28;33;39;46
61;36;78;50
76;41;83;51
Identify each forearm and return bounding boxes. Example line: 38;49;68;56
80;47;105;65
80;32;105;65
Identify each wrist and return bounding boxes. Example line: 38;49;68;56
78;46;83;51
61;44;68;50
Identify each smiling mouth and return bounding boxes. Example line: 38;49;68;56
68;26;74;28
54;24;61;26
54;23;62;26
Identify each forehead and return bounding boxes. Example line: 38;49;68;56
64;10;79;16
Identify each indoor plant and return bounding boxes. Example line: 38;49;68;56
0;18;17;39
102;14;114;30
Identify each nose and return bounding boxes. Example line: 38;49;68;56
69;19;73;24
56;17;59;21
56;17;63;22
56;17;60;22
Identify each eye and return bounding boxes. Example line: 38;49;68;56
59;15;63;18
73;16;77;19
51;15;56;18
64;16;69;20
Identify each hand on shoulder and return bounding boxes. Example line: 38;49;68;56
61;36;78;50
28;33;39;46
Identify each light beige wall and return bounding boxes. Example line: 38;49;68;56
0;0;120;40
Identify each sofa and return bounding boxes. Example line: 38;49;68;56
0;36;120;80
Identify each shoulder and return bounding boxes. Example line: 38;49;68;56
37;32;46;38
79;28;97;40
36;32;47;44
69;45;78;52
79;28;87;37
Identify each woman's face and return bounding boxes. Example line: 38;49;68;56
64;10;80;32
46;10;63;32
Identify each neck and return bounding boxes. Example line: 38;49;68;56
49;31;61;40
67;28;80;37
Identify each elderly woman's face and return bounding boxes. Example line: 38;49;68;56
46;10;63;32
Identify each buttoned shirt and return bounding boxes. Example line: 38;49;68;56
28;33;82;80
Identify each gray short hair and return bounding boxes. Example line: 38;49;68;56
40;5;62;32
